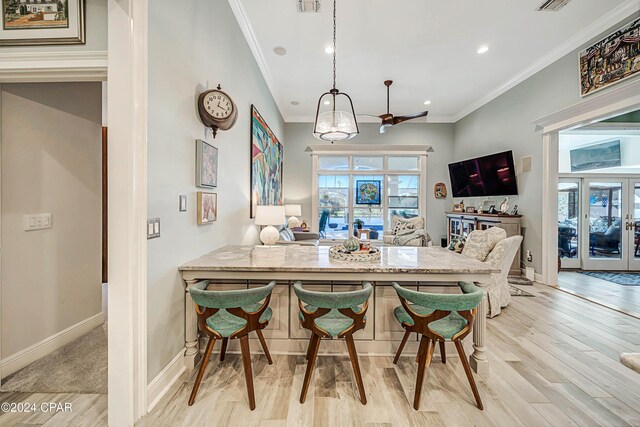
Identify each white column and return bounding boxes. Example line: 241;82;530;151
469;292;489;375
183;279;201;370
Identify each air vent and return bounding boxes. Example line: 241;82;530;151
298;0;320;13
537;0;572;11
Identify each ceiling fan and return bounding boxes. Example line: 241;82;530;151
361;80;429;134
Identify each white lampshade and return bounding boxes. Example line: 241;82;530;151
255;205;285;226
313;110;358;141
284;204;302;217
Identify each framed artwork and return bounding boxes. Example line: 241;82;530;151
579;18;640;97
250;105;283;218
452;203;465;213
434;182;447;199
196;139;218;188
356;180;381;205
465;206;476;213
197;192;217;225
1;0;85;46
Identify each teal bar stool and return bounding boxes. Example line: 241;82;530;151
391;282;484;410
188;280;276;410
293;281;373;405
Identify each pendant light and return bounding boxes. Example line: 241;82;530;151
313;0;359;142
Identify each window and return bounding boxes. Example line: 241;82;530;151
312;152;427;242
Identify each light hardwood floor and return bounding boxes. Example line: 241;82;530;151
2;283;639;427
558;271;640;318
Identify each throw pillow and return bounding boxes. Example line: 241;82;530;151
393;221;415;235
391;216;424;235
461;227;507;261
448;237;466;253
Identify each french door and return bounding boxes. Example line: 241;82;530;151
559;177;640;271
581;178;639;271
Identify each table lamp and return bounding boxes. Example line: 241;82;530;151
255;205;285;246
284;204;302;229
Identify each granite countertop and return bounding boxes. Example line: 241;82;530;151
179;245;499;274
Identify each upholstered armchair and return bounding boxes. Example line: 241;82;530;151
460;227;522;318
480;235;523;317
383;216;431;247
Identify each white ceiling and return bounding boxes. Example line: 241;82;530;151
230;0;637;123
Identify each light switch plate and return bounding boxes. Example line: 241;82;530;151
179;195;187;212
24;214;52;231
147;218;161;239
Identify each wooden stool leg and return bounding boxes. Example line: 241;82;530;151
345;334;367;405
414;336;434;410
439;341;446;364
239;335;256;410
219;337;228;362
300;333;321;404
188;336;216;406
305;333;319;361
455;340;483;410
256;329;273;365
394;330;411;365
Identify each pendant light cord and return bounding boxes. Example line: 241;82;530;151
332;0;337;91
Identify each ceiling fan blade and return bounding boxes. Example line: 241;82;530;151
392;111;429;125
356;114;384;118
380;124;389;134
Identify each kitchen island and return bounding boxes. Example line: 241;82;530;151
179;245;498;374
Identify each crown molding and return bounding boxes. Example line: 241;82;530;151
0;50;107;82
452;0;640;122
228;0;286;119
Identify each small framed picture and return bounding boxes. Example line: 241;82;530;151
196;139;218;188
197;192;217;225
465;207;476;213
1;0;86;46
452;203;465;213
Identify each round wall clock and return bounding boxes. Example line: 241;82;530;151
197;84;238;138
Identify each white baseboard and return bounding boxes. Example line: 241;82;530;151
1;311;105;379
147;350;185;413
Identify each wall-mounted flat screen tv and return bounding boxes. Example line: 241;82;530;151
448;150;518;198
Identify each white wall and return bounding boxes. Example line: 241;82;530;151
452;13;640;274
1;82;103;358
147;0;284;380
284;122;455;243
0;0;107;53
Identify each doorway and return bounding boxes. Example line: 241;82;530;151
559;177;640;271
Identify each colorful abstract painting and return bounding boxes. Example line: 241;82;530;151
580;18;640;96
356;180;381;205
250;105;283;218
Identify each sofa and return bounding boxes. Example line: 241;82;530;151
459;227;523;318
382;216;431;247
276;226;320;246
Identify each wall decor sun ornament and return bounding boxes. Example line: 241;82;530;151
1;0;85;46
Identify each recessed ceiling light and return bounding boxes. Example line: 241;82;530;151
324;100;331;105
273;46;287;56
291;101;300;106
423;100;432;106
324;46;334;54
477;45;490;54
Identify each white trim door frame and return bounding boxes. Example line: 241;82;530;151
535;78;640;286
107;0;148;425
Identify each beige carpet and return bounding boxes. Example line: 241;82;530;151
1;324;107;394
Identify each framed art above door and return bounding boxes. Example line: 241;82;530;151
1;0;85;46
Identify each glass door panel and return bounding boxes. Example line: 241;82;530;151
558;180;580;268
318;175;349;240
629;181;640;270
582;179;627;270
